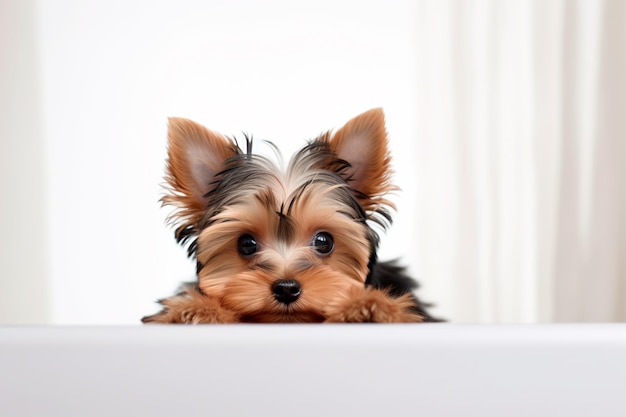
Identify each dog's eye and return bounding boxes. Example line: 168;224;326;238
237;234;258;256
312;232;334;255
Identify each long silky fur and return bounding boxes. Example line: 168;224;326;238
144;109;439;324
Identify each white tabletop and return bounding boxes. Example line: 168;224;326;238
1;324;625;417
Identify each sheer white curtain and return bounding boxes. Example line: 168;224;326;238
0;0;49;324
413;0;626;323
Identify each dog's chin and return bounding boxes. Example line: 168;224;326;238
240;309;325;323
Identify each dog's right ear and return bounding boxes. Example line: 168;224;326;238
162;118;240;230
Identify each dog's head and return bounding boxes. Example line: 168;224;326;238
163;108;396;322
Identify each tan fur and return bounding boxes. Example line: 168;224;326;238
144;285;423;324
161;118;239;232
322;108;397;213
143;109;423;324
192;182;373;322
142;285;239;324
324;288;423;323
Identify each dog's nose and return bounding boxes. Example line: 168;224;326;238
272;279;301;305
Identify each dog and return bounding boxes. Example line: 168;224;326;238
142;108;437;323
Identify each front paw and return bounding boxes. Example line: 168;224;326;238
176;297;239;324
142;285;239;324
324;288;423;323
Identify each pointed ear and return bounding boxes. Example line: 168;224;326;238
327;108;395;203
162;117;239;226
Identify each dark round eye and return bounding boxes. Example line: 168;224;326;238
237;234;258;257
312;232;334;255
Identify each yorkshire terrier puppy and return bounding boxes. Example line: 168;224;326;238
142;108;436;324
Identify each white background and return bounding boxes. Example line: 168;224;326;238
2;0;424;324
2;0;624;324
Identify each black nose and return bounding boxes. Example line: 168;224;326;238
272;279;301;305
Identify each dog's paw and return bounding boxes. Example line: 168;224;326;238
142;285;239;324
324;287;423;323
176;297;239;324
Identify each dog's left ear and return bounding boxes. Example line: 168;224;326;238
327;108;395;205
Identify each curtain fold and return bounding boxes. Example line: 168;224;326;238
414;0;625;322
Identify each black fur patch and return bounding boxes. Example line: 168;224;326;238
366;260;443;322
